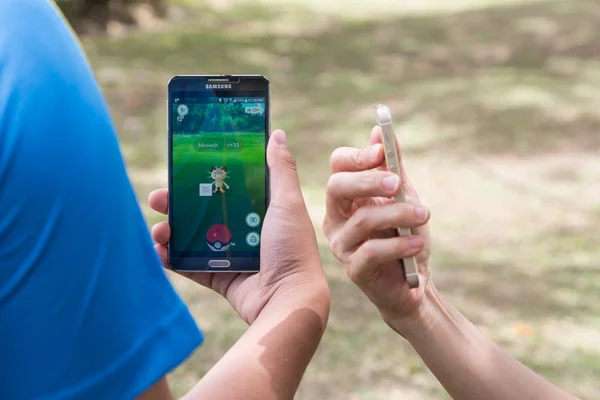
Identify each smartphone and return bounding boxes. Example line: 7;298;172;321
168;75;270;272
375;104;419;289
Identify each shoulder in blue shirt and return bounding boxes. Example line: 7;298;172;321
0;1;203;398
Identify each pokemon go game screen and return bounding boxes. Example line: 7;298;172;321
170;92;267;268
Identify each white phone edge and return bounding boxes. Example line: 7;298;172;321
375;104;420;289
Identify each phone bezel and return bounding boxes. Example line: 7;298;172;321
167;75;270;273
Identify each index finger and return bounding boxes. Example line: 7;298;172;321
148;188;168;215
370;125;419;200
330;144;384;173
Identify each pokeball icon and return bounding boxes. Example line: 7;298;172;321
206;224;232;252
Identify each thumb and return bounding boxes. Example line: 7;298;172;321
267;129;304;209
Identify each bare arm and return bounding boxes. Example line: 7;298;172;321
183;286;329;400
395;282;577;400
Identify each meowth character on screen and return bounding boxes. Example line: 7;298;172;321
209;166;230;194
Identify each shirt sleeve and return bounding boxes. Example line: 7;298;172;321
0;1;203;399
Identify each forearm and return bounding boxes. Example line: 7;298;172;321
183;285;330;400
395;282;576;400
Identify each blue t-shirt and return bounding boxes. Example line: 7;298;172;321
0;1;203;398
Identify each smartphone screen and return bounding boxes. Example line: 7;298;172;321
167;76;269;272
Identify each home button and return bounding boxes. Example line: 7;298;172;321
208;260;230;268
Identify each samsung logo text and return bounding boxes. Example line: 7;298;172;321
206;84;232;89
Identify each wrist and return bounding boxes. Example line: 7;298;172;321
264;281;331;326
382;280;447;342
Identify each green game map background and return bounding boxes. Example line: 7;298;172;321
171;101;266;253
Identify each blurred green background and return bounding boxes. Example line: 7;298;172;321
58;0;600;398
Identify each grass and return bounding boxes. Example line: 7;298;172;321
83;0;600;398
171;132;266;254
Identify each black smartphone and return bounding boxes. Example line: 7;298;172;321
167;75;270;272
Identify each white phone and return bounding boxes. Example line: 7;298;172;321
375;104;419;289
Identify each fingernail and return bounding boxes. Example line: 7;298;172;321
382;175;400;192
272;130;287;148
415;206;429;221
370;144;382;160
409;235;424;248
